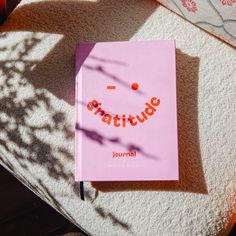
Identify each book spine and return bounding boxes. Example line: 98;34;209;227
75;45;83;182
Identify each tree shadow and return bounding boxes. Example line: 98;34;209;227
76;123;159;160
92;49;208;194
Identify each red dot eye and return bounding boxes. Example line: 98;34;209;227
131;83;139;91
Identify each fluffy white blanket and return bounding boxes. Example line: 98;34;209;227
0;0;235;235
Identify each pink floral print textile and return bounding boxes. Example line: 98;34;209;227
157;0;236;48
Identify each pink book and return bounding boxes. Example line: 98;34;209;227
75;40;178;184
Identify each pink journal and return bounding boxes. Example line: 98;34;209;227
75;40;178;182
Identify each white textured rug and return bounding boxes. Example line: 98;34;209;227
0;0;235;235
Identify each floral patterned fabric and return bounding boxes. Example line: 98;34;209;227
157;0;236;48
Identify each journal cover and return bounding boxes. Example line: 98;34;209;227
75;40;178;182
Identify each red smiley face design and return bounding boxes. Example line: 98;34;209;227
86;81;160;127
